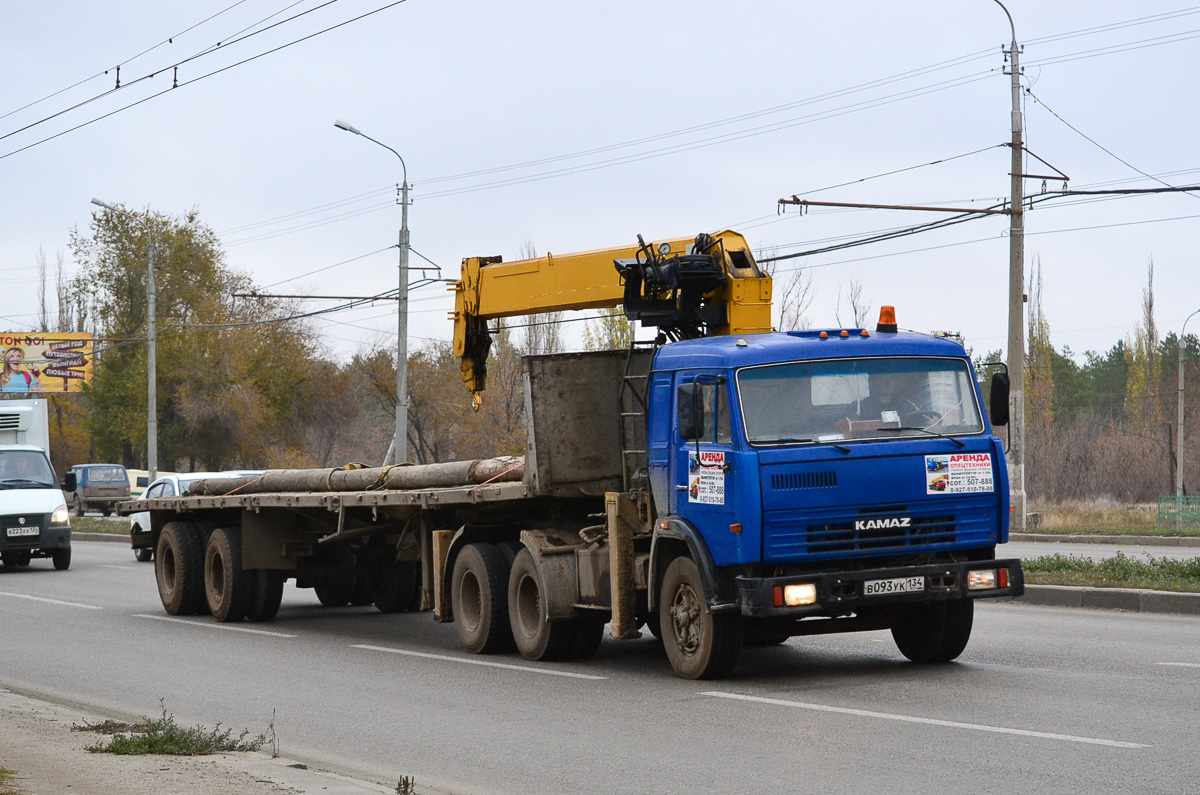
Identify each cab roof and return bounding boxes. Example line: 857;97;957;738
651;329;969;371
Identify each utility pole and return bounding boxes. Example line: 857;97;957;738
1179;309;1200;499
996;0;1026;530
91;198;157;481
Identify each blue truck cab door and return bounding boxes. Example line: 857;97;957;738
672;373;748;566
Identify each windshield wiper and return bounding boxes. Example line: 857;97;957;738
873;426;966;448
759;437;851;454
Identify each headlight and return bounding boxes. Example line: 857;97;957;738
773;582;818;607
51;506;70;525
968;569;998;590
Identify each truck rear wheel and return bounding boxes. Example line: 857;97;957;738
157;522;205;615
508;548;575;661
452;543;512;654
205;528;249;622
659;556;743;680
891;599;973;663
246;569;285;622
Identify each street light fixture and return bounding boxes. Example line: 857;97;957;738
334;119;410;465
90;197;158;481
1178;308;1200;499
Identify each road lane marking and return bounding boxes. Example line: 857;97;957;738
0;591;102;610
352;644;608;680
701;691;1148;749
134;614;297;638
1157;662;1200;668
102;565;137;570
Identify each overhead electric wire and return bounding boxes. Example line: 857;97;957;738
0;0;410;162
260;245;396;289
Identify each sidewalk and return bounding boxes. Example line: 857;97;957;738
0;688;397;795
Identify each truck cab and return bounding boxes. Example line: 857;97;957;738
644;323;1021;676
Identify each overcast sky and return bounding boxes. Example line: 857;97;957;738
3;1;1198;364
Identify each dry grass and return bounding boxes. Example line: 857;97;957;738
0;767;19;795
1028;501;1194;535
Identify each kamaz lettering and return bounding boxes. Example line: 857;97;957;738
854;517;912;531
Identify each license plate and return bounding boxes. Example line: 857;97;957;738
6;526;39;538
864;575;925;596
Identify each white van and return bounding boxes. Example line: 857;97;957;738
0;401;72;570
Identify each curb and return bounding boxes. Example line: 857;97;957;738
74;532;128;544
1011;584;1200;616
1010;532;1200;547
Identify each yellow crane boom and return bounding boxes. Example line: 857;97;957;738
452;230;772;406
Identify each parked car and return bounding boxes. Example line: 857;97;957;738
128;471;263;562
64;464;130;517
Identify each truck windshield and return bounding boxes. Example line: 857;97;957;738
737;356;984;446
0;450;57;487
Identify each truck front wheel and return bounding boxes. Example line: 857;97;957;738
452;543;512;654
658;556;743;680
157;522;205;615
205;528;249;622
891;599;973;663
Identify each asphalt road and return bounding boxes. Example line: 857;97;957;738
2;541;1198;795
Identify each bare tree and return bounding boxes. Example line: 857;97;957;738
757;245;816;331
847;279;872;328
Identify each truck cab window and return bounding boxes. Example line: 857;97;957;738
697;381;732;445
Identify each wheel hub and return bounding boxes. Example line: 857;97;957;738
670;583;703;656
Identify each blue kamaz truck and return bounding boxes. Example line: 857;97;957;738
126;231;1023;679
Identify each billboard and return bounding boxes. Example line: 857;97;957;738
1;332;94;394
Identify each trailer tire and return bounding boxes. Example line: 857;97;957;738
157;522;206;615
350;573;374;606
371;559;418;613
508;548;575;661
245;569;285;622
891;599;973;663
452;543;512;654
134;546;154;563
205;528;249;622
659;556;743;680
314;574;356;607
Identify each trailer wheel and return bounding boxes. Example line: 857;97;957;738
508;548;575;661
350;573;374;606
370;559;419;613
246;569;285;622
567;619;605;660
659;556;743;680
205;528;249;622
157;522;206;615
451;543;512;654
891;599;973;663
314;574;356;607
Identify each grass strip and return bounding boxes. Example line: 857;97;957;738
70;516;128;535
0;767;18;795
1024;552;1200;593
76;704;264;756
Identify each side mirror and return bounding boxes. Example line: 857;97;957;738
989;372;1010;427
62;472;76;492
677;383;705;441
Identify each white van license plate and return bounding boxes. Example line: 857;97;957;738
6;526;39;537
864;576;925;596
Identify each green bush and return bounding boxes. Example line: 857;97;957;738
81;704;265;756
1024;552;1200;592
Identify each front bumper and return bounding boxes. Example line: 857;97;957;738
0;524;72;553
736;558;1025;618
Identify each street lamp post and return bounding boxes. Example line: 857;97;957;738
90;198;157;481
334;120;410;465
1178;309;1200;499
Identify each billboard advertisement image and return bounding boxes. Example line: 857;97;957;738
0;333;94;393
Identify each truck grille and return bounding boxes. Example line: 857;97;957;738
1;514;44;548
807;514;955;553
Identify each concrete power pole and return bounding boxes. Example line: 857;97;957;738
997;1;1026;530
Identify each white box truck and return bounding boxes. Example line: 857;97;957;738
0;399;72;569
